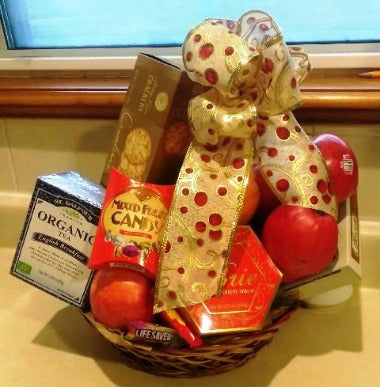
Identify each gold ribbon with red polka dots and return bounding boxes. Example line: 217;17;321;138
154;11;337;313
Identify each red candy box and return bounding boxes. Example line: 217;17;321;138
88;168;174;279
180;226;282;335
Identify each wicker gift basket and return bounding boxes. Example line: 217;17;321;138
7;8;360;380
82;9;347;379
84;303;298;378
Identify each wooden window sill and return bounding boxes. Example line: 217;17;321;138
0;74;379;122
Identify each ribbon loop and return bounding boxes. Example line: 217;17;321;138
238;10;282;46
183;19;259;98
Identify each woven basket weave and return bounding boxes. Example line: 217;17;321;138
84;303;297;378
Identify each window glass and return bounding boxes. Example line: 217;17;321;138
1;0;379;49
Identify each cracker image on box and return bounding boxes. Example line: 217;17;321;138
164;121;193;156
118;127;152;180
118;157;146;182
123;127;152;165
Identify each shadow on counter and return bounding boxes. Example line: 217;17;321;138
32;284;362;387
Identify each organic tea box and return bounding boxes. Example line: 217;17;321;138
280;194;361;302
11;172;105;309
101;53;204;186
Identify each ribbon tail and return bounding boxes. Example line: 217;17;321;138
154;137;254;313
254;112;338;218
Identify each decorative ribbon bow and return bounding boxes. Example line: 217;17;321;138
154;11;337;313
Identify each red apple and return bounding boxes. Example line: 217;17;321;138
262;205;338;283
90;268;154;329
313;134;358;203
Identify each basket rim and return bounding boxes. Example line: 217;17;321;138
83;303;299;355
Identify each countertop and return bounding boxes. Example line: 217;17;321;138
1;193;379;387
1;246;379;387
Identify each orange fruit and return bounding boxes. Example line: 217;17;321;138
90;268;154;330
239;168;260;225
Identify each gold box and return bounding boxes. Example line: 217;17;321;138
101;53;204;186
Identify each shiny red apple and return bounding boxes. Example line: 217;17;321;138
90;268;154;329
262;205;338;283
313;134;358;203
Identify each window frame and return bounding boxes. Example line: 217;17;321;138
0;45;379;71
0;21;380;71
0;21;380;122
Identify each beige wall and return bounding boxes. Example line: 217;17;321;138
0;118;117;192
0;117;379;221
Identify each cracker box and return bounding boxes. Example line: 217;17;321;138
101;53;205;186
10;172;105;309
279;193;361;302
180;226;282;335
